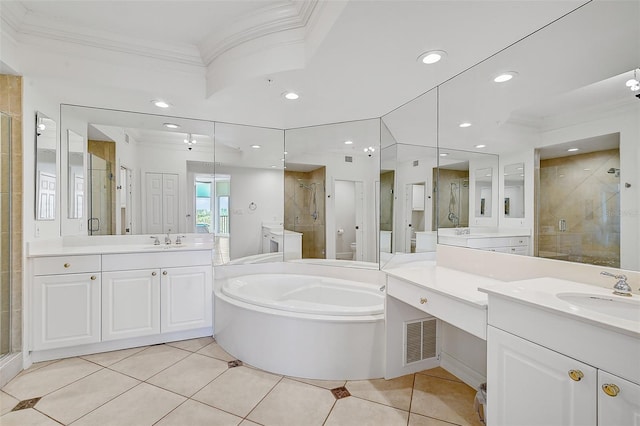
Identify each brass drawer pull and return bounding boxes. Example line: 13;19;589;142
152;271;157;276
90;275;97;281
419;297;428;304
163;271;168;276
602;384;620;397
64;263;71;268
568;370;584;381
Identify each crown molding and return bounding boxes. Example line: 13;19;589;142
199;1;319;67
0;1;27;45
538;97;638;132
15;11;204;67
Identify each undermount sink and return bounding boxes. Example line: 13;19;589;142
557;292;640;322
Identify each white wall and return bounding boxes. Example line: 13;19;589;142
216;165;284;260
394;155;437;253
334;180;356;258
468;156;499;228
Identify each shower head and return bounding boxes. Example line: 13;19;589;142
607;168;620;177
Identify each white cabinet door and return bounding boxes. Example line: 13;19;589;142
598;370;640;426
160;265;212;333
102;269;160;341
33;273;101;350
487;326;597;426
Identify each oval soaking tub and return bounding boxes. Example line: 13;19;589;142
214;272;385;380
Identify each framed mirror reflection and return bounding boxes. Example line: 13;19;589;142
35;111;57;221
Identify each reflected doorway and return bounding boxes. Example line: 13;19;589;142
334;179;364;260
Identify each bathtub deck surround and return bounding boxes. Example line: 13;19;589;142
1;338;483;426
214;261;386;380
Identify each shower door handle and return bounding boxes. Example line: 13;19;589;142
559;219;567;232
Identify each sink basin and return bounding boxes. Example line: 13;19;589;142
143;245;189;250
557;292;640;321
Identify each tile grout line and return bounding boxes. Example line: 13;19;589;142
406;372;417;425
321;398;338;425
241;374;285;423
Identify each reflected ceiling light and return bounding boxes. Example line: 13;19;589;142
475;144;486;149
625;68;639;91
567;148;579;152
152;100;170;108
493;71;518;83
344;140;353;145
459;122;472;128
418;50;447;65
163;123;180;129
271;165;277;168
284;151;288;155
283;91;299;100
251;144;261;149
184;133;196;150
439;153;448;157
37;117;46;131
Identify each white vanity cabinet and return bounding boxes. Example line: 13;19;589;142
598;370;640;426
488;326;597;425
32;255;102;350
438;234;529;255
160;265;213;333
101;269;160;341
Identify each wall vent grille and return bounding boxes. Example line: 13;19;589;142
405;318;437;364
413;160;419;167
345;156;353;163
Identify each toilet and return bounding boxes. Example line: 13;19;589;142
350;242;357;260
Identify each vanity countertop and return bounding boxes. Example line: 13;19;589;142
479;278;640;338
384;260;504;308
27;235;214;257
437;229;530;239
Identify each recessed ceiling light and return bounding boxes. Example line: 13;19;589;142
485;174;492;177
283;92;299;100
271;165;277;168
163;123;180;129
281;158;285;161
251;145;261;149
344;140;353;145
439;153;448;157
152;100;170;108
284;151;288;155
567;148;579;152
475;144;486;149
493;72;518;83
418;50;447;65
459;122;472;128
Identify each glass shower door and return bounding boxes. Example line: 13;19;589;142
1;112;11;357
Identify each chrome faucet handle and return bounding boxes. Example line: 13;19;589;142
175;235;186;245
165;233;171;245
601;271;632;296
150;236;160;245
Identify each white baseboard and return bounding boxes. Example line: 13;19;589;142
0;352;23;388
440;351;486;390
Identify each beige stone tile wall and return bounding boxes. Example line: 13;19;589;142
0;74;23;353
436;169;469;229
539;149;620;267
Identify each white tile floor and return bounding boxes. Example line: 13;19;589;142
0;337;483;426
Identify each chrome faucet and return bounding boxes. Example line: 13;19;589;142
175;235;185;245
165;232;172;245
150;236;160;245
600;271;632;296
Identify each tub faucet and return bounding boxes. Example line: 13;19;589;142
600;271;632;296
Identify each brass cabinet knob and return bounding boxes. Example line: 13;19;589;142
151;271;157;276
419;297;428;304
568;370;584;381
602;384;620;397
162;270;168;276
90;275;97;281
64;263;70;268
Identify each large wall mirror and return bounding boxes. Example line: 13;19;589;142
60;105;216;237
437;0;639;270
284;119;380;267
35;111;57;220
213;122;284;266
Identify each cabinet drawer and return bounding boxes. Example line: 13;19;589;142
102;250;212;271
33;255;101;276
387;277;487;340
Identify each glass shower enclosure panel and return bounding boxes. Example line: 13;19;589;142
0;112;11;357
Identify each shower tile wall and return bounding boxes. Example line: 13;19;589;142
0;75;23;353
435;169;469;229
538;149;620;267
284;168;326;259
380;171;394;232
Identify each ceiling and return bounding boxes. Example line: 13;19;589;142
1;0;595;129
